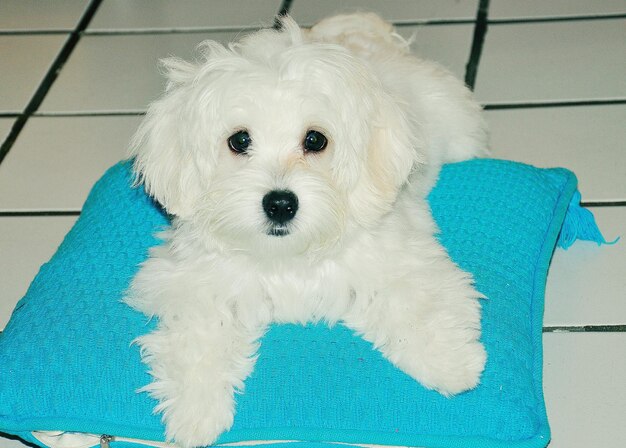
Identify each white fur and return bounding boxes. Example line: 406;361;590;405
126;13;489;448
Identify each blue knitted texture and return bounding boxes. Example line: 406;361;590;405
0;159;582;448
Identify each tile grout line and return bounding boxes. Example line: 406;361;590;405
2;325;625;336
484;98;626;110
26;97;626;118
488;12;626;25
543;325;626;333
1;201;622;218
32;111;146;117
582;201;626;207
464;0;490;90
0;29;71;36
84;27;259;36
0;0;103;166
0;211;81;217
23;97;626;119
273;0;294;29
1;12;624;36
9;19;475;37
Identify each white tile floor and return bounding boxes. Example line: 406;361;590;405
0;35;68;113
1;1;625;447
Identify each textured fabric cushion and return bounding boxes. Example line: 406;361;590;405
0;159;604;448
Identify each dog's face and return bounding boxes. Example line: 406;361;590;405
131;20;421;257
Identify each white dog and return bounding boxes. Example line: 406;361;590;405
126;13;489;448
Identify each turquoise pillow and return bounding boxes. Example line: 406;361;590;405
0;159;607;448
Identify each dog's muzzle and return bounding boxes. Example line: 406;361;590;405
263;190;298;236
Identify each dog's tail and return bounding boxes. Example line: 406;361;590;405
307;12;411;60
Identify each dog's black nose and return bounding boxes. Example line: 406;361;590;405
262;190;298;224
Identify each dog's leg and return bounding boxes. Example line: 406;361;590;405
126;252;265;447
134;312;263;447
343;246;486;396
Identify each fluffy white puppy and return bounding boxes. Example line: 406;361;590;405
126;13;489;448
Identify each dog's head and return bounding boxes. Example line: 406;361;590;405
130;18;422;257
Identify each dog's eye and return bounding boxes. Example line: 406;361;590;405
303;130;328;153
228;130;251;154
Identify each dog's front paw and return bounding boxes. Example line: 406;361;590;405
154;383;235;448
385;321;486;396
404;338;486;396
370;293;486;396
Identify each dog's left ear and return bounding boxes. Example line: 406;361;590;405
364;95;423;202
348;94;423;226
129;58;213;219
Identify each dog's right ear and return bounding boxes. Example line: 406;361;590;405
129;57;212;219
160;56;198;89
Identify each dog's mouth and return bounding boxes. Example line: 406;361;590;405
267;225;290;237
